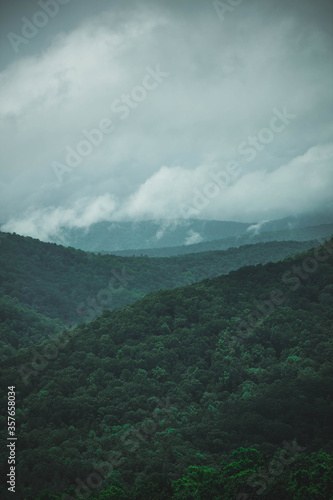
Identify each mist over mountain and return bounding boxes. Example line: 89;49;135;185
5;213;330;254
109;223;333;258
43;219;252;252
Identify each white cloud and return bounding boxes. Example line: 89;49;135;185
3;143;333;240
0;0;332;232
116;142;333;222
185;230;204;245
3;194;116;241
247;220;270;236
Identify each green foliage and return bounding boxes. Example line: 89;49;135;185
0;295;63;353
1;238;333;498
0;231;321;332
172;466;223;499
94;485;128;499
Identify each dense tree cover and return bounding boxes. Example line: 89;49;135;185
92;447;333;499
109;223;333;257
0;231;321;332
1;241;332;498
16;448;333;499
0;295;63;355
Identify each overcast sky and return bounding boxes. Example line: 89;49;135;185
1;0;332;239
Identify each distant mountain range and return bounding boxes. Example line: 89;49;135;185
43;219;253;252
109;223;333;257
17;213;332;253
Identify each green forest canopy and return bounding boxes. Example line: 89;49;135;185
1;239;332;498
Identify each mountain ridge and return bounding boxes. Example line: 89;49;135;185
0;231;324;331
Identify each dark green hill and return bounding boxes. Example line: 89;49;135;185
1;240;332;498
0;231;322;330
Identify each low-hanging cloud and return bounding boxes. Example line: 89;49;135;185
0;0;332;235
3;194;116;241
3;142;333;240
247;220;270;236
114;143;333;222
185;230;204;246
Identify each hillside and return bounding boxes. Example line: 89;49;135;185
1;240;332;499
0;295;63;355
0;232;321;330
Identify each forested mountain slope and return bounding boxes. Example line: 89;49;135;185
1;240;332;499
0;232;321;329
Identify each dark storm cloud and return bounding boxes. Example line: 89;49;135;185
1;0;332;238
